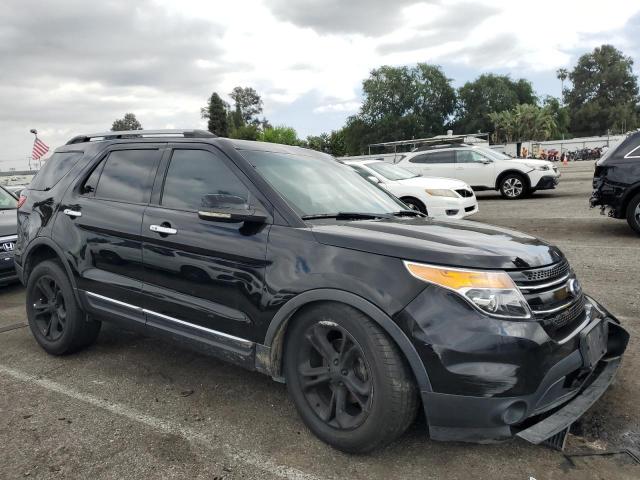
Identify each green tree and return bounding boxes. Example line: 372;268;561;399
542;96;570;139
201;92;229;136
455;74;536;134
343;63;456;154
489;104;557;143
556;68;569;104
229;124;259;140
259;125;300;145
565;45;639;136
229;87;264;125
111;113;143;131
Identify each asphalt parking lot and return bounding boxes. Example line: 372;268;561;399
1;160;639;479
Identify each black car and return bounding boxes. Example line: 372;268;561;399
591;130;640;234
0;185;18;285
16;130;629;453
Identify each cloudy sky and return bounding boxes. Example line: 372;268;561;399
1;0;639;169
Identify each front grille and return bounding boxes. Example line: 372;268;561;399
455;189;474;198
520;261;569;282
511;261;585;341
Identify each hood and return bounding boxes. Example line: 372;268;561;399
0;209;17;237
310;217;564;270
394;176;471;190
506;158;552;168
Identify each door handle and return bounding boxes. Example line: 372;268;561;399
150;224;177;235
63;209;82;218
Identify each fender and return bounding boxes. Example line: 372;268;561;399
621;181;640;212
495;168;532;190
21;236;82;304
257;288;432;392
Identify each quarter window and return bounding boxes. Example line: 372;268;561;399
94;149;160;204
456;151;488;163
161;149;250;211
409;151;455;164
29;151;83;191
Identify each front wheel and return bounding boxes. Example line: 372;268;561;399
626;193;640;235
284;303;418;453
500;173;528;199
26;260;101;355
401;197;427;214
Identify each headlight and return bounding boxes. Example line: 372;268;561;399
525;163;550;171
425;189;458;198
404;261;532;319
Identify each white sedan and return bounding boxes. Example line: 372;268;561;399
345;160;478;219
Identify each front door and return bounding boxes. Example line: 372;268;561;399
56;145;163;324
141;145;271;343
454;150;495;188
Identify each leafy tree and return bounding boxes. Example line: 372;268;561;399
111;113;143;131
490;104;557;143
201;92;229;136
304;133;330;152
229;87;264;125
542;96;570;139
259;125;300;145
343;63;456;154
565;45;639;136
229;124;259;141
556;68;569;104
455;74;536;134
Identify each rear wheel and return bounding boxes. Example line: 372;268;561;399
401;197;427;214
26;260;101;355
626;193;640;235
284;303;418;453
499;173;528;199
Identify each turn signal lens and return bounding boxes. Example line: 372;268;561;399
404;261;532;319
17;195;27;209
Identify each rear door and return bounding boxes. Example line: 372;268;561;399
140;144;271;344
403;151;456;178
454;150;495;187
55;145;163;324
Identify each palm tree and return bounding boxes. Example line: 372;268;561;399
556;68;569;105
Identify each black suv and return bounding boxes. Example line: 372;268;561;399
591;130;640;234
16;130;628;452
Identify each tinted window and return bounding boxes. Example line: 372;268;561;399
0;187;16;209
456;150;488;163
409;151;455;164
95;150;159;204
161;149;250;211
81;160;105;195
29;151;83;191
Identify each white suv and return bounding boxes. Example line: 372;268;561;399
395;145;560;199
345;160;478;219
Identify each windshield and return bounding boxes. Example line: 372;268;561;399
365;161;419;180
241;150;406;217
477;147;511;160
0;187;16;209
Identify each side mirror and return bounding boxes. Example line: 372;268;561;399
367;175;380;184
481;160;492;165
198;193;267;224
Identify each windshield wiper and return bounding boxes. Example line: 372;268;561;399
392;210;426;217
302;212;393;220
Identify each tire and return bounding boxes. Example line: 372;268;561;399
401;197;427;214
26;260;101;355
283;303;419;453
626;193;640;235
499;173;528;199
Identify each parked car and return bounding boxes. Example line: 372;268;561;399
0;185;18;285
396;144;560;199
345;160;478;219
16;130;628;453
590;130;640;234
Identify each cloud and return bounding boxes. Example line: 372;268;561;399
313;102;361;114
267;0;429;35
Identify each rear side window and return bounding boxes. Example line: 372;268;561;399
94;149;160;204
161;149;250;211
409;151;455;164
456;150;487;163
29;151;83;191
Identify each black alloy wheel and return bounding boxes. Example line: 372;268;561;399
30;275;67;341
627;192;640;235
296;322;373;430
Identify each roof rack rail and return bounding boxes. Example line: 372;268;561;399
66;129;216;145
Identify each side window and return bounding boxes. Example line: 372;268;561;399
94;149;160;204
409;151;455;164
29;151;83;191
456;150;487;163
161;149;251;211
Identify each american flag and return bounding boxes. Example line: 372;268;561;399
32;137;49;160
